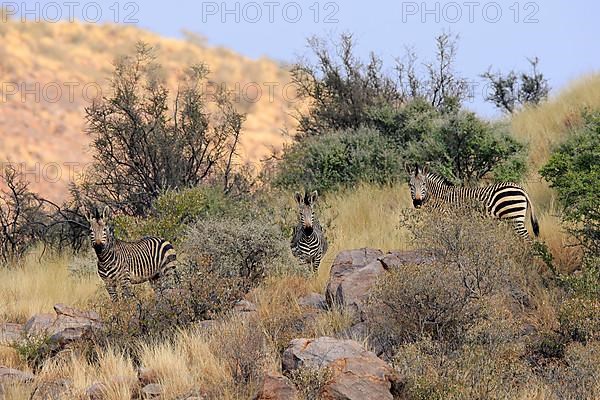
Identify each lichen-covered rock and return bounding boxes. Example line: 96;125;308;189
0;323;23;345
325;249;384;306
254;373;298;400
141;383;163;398
0;366;34;383
298;293;327;310
282;337;403;400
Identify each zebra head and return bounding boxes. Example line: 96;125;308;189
406;163;429;208
87;206;114;251
295;191;318;235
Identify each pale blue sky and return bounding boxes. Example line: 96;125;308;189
17;0;600;117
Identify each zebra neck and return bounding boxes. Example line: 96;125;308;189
426;174;484;202
95;241;116;263
425;173;452;199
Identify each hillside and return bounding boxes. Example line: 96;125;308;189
0;20;296;202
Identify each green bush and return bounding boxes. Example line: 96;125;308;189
113;186;236;244
403;111;527;184
367;99;443;148
181;211;295;286
559;297;600;343
540;110;600;255
273;127;403;193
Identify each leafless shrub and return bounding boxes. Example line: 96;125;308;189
0;165;47;263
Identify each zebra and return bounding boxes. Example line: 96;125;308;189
291;191;328;272
87;206;177;300
406;164;539;239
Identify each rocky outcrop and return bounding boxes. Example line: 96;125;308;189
141;383;163;398
24;304;102;338
30;379;72;400
254;373;298;400
298;293;327;310
325;248;436;322
282;337;404;400
0;323;24;345
0;366;34;384
325;248;384;307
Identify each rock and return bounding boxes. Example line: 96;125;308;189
234;300;258;313
298;293;327;310
335;259;386;319
46;327;93;354
255;373;298;400
53;304;102;334
85;382;107;400
282;337;403;400
325;249;384;306
138;367;159;386
31;379;72;400
141;383;163;398
378;250;437;270
54;304;100;321
0;323;23;345
325;249;437;322
194;320;217;331
24;313;56;336
24;304;102;338
0;366;34;383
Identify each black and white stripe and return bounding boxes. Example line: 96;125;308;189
291;191;328;272
88;207;177;300
407;164;539;239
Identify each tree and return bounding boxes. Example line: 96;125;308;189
403;111;527;184
0;165;46;263
82;42;245;216
291;33;470;138
540;111;600;255
397;33;470;113
291;33;401;138
481;57;550;114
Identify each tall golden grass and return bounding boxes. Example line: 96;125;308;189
0;250;100;323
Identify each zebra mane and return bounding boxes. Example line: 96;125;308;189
303;192;312;206
426;172;453;187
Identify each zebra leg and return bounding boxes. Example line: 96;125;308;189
119;273;133;298
312;255;321;273
513;221;530;240
149;275;165;296
105;280;118;302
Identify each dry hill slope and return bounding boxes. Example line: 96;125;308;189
0;20;296;201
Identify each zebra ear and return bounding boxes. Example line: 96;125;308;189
102;206;111;221
422;162;430;175
309;191;318;205
294;192;303;204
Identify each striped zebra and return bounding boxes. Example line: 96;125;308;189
87;207;177;300
406;164;539;239
291;191;328;272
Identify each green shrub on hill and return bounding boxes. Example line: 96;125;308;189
273;127;403;193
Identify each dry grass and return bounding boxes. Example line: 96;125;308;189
0;249;100;323
35;347;137;399
512;73;600;169
138;329;232;398
514;74;600;271
316;183;414;288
